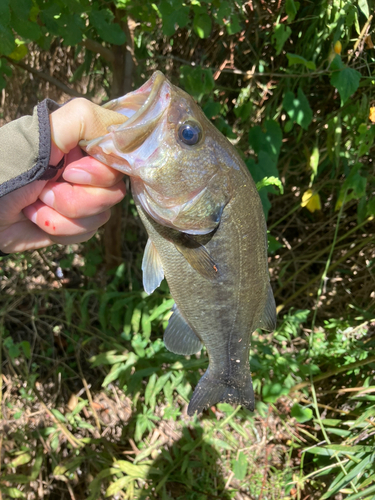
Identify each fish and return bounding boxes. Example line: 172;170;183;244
80;71;277;416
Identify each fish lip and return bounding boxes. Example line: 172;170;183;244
103;71;169;128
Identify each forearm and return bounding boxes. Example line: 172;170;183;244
0;99;63;199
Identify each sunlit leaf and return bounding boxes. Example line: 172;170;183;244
291;403;313;423
330;55;361;105
272;23;291;55
285;0;300;22
233;451;248;480
283;87;313;130
286;53;316;70
193;13;212;38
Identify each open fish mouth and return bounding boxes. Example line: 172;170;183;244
102;71;169;132
79;71;171;157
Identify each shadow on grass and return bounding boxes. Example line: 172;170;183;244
139;425;233;500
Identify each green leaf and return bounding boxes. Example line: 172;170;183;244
305;446;334;456
0;23;16;56
358;0;369;18
233;451;248;480
114;460;151;478
226;14;241;35
330;56;361;105
10;0;32;19
283;87;313;130
105;476;134;497
203;99;221;119
11;15;42;41
272;24;291;55
285;0;300;22
321;454;372;500
286;53;316;70
180;65;215;102
0;487;25;499
248;119;282;161
291;403;313;423
159;0;190;37
50;408;66;422
193;13;212;38
346;484;375;500
262;383;289;402
147;298;175;323
20;341;31;359
216;1;230;25
256;176;284;194
310;146;319;177
0;0;11;25
90;9;126;45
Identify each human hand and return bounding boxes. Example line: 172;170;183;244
0;99;127;253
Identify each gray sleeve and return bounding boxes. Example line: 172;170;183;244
0;98;63;199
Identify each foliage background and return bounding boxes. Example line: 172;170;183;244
1;0;375;499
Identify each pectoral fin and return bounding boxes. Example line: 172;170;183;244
258;284;277;332
164;305;203;355
174;235;220;281
142;239;164;295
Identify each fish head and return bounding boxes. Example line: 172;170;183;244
80;71;235;234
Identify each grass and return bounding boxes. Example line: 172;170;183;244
1;198;374;499
1;1;375;497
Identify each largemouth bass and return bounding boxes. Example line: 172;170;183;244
80;71;276;415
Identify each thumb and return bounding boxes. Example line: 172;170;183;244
49;98;127;160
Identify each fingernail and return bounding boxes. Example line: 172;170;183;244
64;169;93;185
39;189;55;208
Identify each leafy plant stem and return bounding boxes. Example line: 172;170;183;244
278;235;372;309
275;216;370;297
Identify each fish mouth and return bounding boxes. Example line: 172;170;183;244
79;71;171;156
103;71;170;131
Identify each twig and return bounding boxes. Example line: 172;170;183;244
290;354;375;393
32;384;83;449
7;59;87;98
81;38;115;63
277;234;373;307
75;348;101;432
156;54;368;79
348;15;373;63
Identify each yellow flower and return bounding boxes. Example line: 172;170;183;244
301;189;321;213
369;107;375;123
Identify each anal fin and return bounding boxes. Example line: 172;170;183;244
164;305;202;355
142;238;164;295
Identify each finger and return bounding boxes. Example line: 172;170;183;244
37;180;126;218
0;220;54;253
63;154;125;187
50;98;127;155
23;200;111;236
49;230;97;245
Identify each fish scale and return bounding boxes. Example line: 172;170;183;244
80;71;277;415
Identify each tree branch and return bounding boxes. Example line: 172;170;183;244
81;38;115;63
8;59;87;99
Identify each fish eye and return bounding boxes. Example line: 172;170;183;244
178;122;202;146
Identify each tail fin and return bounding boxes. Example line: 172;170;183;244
187;369;254;416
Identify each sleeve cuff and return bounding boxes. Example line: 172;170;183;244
0;98;63;198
